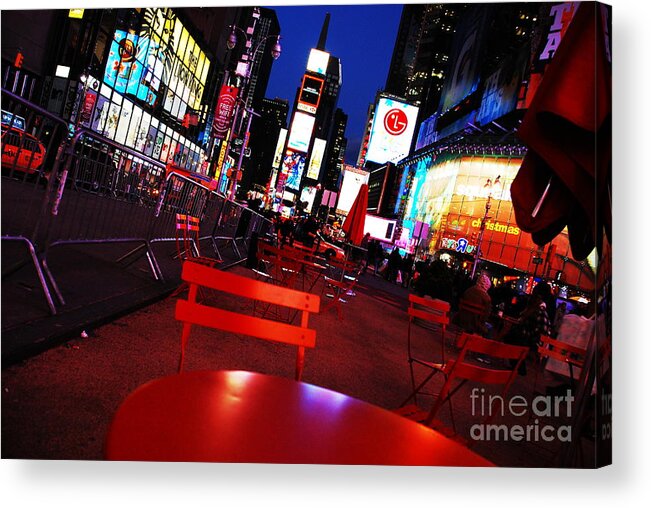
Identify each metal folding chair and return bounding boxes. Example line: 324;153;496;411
176;261;320;381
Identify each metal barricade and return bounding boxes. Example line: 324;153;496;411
41;128;168;302
200;191;228;261
2;89;70;314
212;199;245;258
148;171;222;263
3;88;273;317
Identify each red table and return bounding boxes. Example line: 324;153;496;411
105;370;493;466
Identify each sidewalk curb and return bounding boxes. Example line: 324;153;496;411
1;282;178;368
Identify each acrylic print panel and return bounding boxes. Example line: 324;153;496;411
0;1;611;472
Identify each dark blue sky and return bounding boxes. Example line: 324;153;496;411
263;4;403;165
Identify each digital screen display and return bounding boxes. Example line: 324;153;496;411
415;113;438;151
104;30;141;95
1;110;26;131
287;112;315;153
298;75;324;114
272;128;288;169
300;186;318;214
282;151;306;191
306;138;326;180
336;166;369;216
364;214;397;241
306;49;330;75
103;8;210;120
366;97;419;164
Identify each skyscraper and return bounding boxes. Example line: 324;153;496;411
218;6;281;196
274;13;344;209
384;4;463;121
322;108;347;191
243;97;289;192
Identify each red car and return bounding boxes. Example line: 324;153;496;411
1;125;46;174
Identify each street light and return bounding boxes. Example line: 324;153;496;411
222;25;281;200
227;25;282;61
470;175;501;279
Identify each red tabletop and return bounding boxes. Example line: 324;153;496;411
105;370;493;466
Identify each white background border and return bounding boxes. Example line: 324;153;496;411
2;0;650;506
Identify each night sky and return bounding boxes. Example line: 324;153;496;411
263;3;403;165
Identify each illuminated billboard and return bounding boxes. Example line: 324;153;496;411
364;215;397;242
336;165;369;216
365;97;419;164
306;138;326;180
297;75;324;114
300;186;318;214
438;7;486;113
307;49;330;75
272;128;288;169
477;47;527;126
282;151;306;192
287;111;315;153
104;30;140;95
401;153;594;289
102;8;210;120
416;113;438;151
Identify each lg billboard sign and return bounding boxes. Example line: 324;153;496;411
383;108;409;136
366;97;419;165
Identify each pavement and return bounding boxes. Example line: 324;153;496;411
1;235;244;365
1;241;594;467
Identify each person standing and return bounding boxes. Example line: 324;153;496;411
364;236;376;273
386;247;403;283
401;254;415;288
373;240;384;275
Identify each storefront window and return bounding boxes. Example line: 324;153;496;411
78;7;211;174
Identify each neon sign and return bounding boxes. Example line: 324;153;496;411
440;237;476;254
471;218;521;236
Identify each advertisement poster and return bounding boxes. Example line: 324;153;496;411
282;151;306;191
213;85;239;140
1;3;619;489
365;97;419;164
287;111;315;153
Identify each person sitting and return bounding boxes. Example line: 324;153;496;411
453;273;493;337
503;282;553;375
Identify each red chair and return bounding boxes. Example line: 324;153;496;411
321;264;363;320
397;333;528;436
534;334;587;394
403;295;451;405
175;213;221;268
254;241;301;288
176;261;320;381
453;298;490;336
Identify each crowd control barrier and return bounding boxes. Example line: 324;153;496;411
2;88;272;316
2;89;71;313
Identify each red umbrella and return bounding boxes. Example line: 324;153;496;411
342;184;368;246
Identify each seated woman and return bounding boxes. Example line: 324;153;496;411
453;273;493;337
503;282;553;375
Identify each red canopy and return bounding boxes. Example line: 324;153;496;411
342;184;368;245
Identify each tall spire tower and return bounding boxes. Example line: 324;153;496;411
317;13;330;50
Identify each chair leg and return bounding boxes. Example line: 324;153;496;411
178;351;185;374
408;359;418;406
170;282;189;298
178;323;192;373
399;368;440;407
